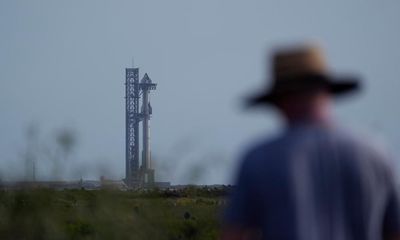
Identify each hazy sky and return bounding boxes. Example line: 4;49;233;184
1;0;400;184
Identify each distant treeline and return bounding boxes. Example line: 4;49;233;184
0;187;228;239
133;185;234;198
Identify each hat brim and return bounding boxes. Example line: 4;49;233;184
246;75;360;106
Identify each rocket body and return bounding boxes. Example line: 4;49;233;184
142;89;151;170
139;73;156;185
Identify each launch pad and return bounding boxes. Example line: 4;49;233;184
124;67;157;188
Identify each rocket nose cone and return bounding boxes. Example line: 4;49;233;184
141;73;152;83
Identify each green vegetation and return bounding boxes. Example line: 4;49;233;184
0;188;228;240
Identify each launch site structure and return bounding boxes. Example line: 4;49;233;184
125;66;156;188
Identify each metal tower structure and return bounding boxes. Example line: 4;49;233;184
125;67;140;186
125;66;157;188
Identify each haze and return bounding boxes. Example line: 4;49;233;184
1;0;400;184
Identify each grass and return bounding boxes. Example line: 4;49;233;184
0;187;228;240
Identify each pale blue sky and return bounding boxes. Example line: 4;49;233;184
1;0;400;184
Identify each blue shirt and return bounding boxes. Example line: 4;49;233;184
224;123;400;240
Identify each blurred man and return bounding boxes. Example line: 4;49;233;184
222;44;400;240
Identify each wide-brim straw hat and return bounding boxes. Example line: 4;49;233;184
247;44;360;106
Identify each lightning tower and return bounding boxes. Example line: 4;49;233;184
125;66;157;188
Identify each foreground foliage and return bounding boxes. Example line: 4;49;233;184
0;187;229;240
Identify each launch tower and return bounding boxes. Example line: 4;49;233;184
125;66;157;188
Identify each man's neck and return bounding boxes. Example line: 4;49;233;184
285;108;333;128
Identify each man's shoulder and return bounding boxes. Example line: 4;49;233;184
241;132;291;168
330;126;390;157
245;135;285;156
243;125;391;163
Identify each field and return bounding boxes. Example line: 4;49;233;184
0;187;229;240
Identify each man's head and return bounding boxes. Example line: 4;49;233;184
272;87;332;125
246;44;360;117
